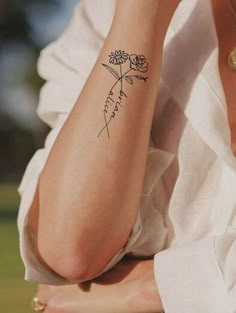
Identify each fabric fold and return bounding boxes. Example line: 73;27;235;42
154;234;232;313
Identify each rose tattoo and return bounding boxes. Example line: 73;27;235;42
129;54;149;72
97;50;149;139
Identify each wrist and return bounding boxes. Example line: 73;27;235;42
113;0;179;43
125;266;164;313
115;0;161;18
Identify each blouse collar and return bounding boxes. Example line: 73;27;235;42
161;0;236;172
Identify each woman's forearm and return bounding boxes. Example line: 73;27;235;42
34;0;177;281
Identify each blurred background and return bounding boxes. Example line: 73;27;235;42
0;0;79;311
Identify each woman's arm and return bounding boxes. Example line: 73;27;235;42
29;0;179;282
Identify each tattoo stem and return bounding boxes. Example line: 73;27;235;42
120;64;123;92
104;110;109;138
97;115;113;138
109;68;132;95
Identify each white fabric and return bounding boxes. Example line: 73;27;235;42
17;0;236;312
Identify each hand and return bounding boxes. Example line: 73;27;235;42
36;256;164;313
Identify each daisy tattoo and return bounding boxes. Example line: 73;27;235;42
97;49;149;139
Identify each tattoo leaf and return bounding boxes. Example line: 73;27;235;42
125;76;133;85
134;75;148;82
102;63;120;80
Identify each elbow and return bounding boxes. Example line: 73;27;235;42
36;237;92;283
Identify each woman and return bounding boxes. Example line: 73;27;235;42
17;0;236;312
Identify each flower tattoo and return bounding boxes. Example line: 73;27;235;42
109;50;129;65
97;50;149;139
129;54;149;72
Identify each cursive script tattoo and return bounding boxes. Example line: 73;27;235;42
97;50;149;138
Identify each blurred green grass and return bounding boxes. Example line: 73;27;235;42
0;183;36;313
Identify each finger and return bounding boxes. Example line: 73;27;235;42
36;284;56;304
44;293;67;313
37;284;50;293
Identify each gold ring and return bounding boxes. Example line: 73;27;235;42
32;296;47;312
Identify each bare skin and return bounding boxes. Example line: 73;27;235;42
36;258;162;313
32;1;236;313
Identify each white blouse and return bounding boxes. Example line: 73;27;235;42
17;0;236;312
